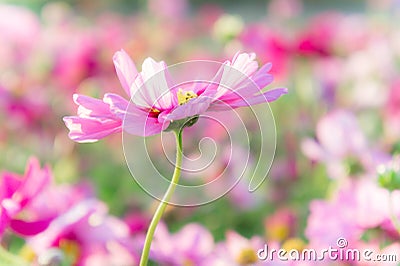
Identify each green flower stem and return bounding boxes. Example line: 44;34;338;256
389;192;400;235
139;129;183;266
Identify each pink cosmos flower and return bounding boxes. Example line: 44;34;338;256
306;177;400;250
264;208;297;242
0;85;50;129
63;50;287;142
239;24;291;80
294;13;368;58
150;222;214;265
306;182;364;250
28;199;137;266
294;13;341;57
205;231;305;266
0;157;53;237
0;4;40;67
301;110;389;179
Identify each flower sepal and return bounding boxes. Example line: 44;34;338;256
164;115;199;133
377;157;400;192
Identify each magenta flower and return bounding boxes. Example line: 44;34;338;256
239;24;291;79
28;199;137;266
63;50;287;141
0;157;53;237
0;85;51;129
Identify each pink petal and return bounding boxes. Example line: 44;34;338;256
73;94;115;119
245;87;288;105
104;93;165;136
63;116;122;143
175;224;214;257
124;111;165;137
28;199;101;253
132;57;174;110
103;93;130;119
215;63;262;101
0;172;22;200
18;157;51;207
166;96;212;121
225;231;253;256
113;49;138;96
251;63;274;89
0;207;9;236
230;52;258;76
10;217;53;236
316;110;367;157
210;87;288;110
301;138;326;161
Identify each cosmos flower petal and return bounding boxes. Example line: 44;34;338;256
0;210;8;236
166;96;212;121
124;114;166;137
244;87;288;105
104;93;166;136
10;218;53;236
175;224;214;257
230;52;258;76
209;88;287;110
63;116;122;143
103;93;130;119
132;57;174;110
113;49;138;97
17;158;52;208
65;50;285;140
251;63;274;89
73;94;114;119
215;54;271;101
0;172;22;199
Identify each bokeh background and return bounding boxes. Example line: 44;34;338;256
1;0;400;265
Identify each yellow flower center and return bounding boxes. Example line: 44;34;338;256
182;258;195;266
282;238;306;252
236;247;258;265
60;239;80;263
19;245;36;262
177;88;197;105
266;224;290;242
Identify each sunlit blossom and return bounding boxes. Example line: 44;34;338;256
64;50;287;141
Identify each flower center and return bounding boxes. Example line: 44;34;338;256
282;238;306;252
19;245;36;262
236;247;258;265
177;88;198;105
182;258;195;266
60;239;80;264
267;223;290;242
148;107;161;118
